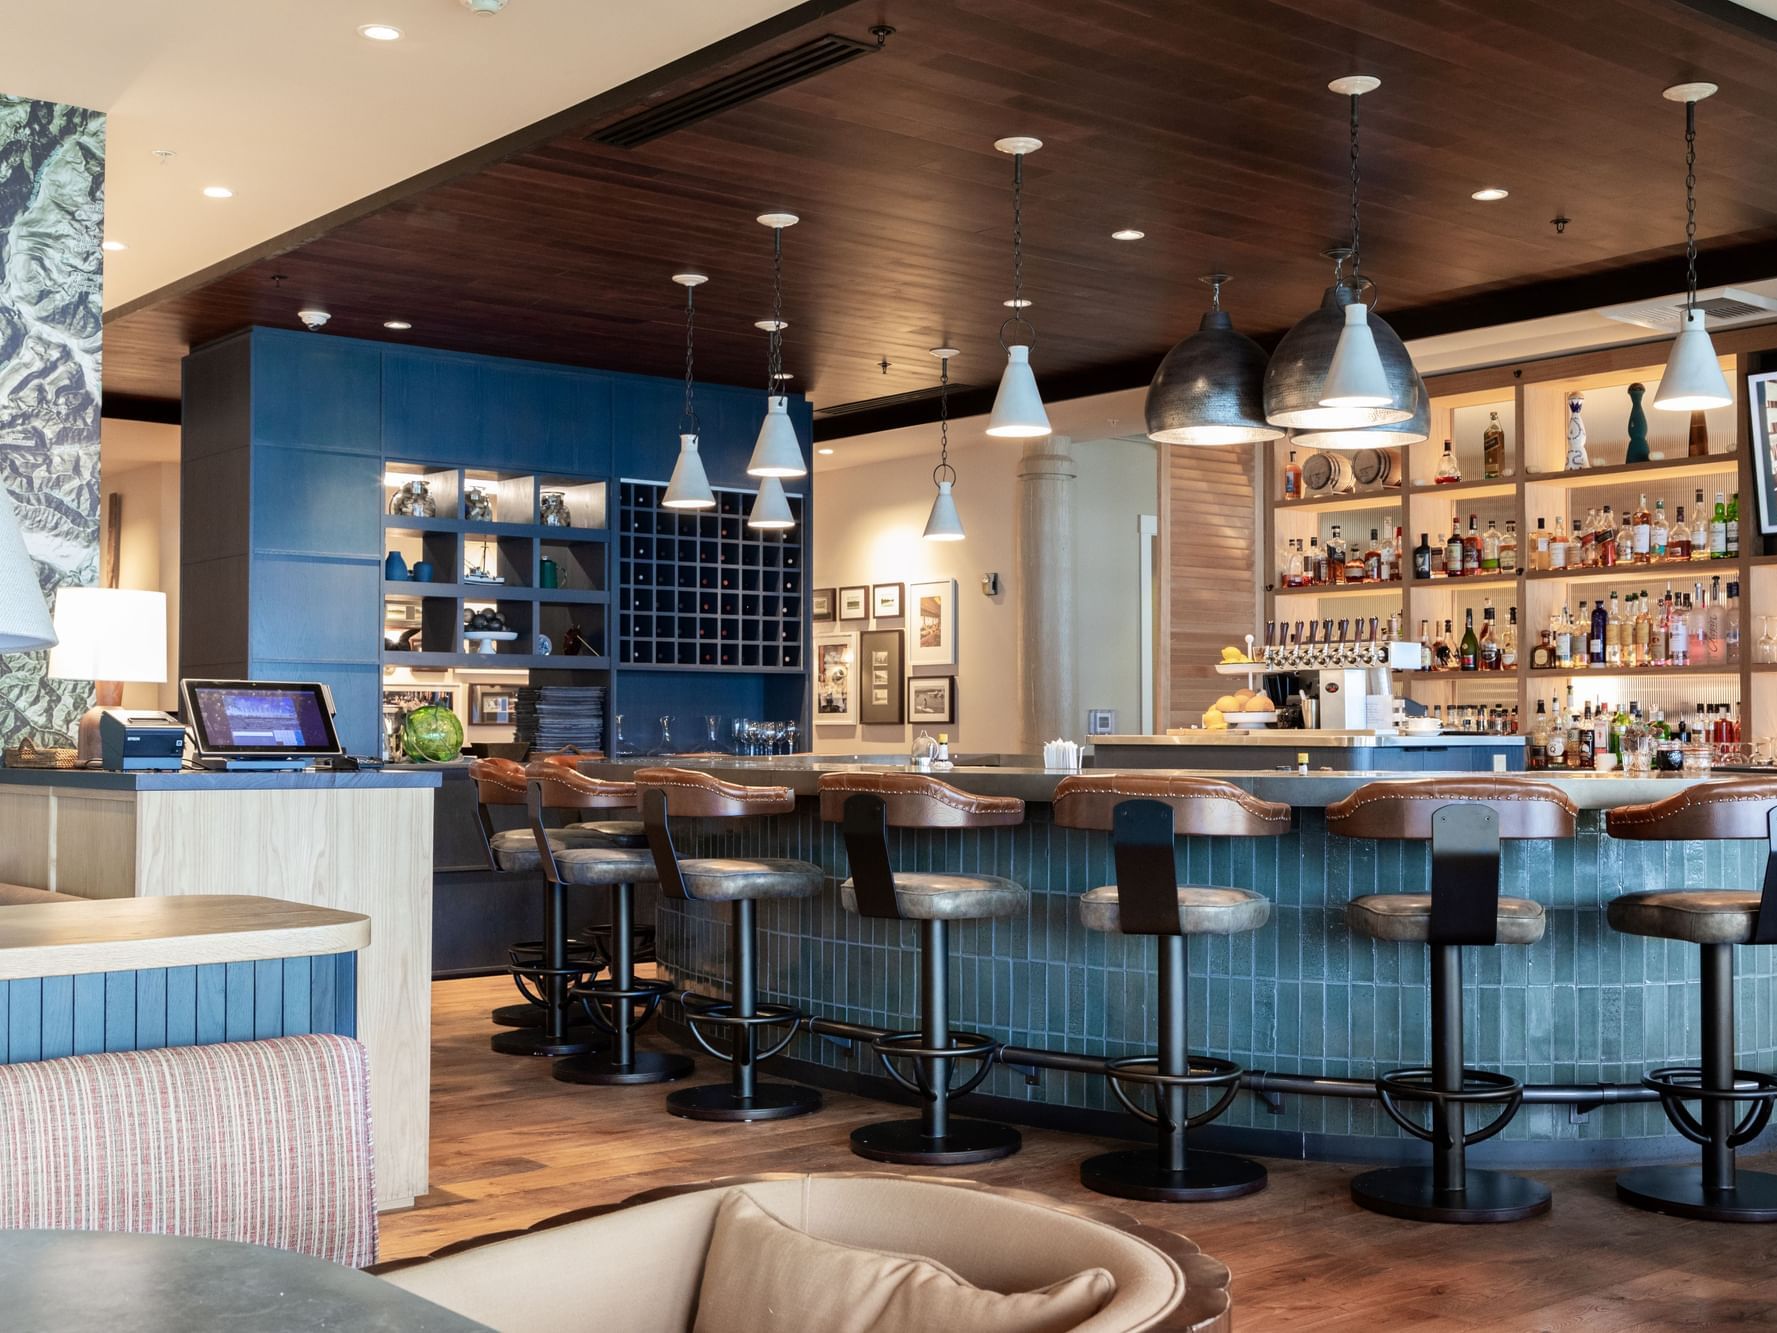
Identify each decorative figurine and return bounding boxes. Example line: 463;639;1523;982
465;487;494;521
1624;382;1650;464
540;491;571;527
1565;392;1589;471
1689;409;1710;457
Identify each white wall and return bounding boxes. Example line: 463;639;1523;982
101;460;181;710
811;435;1156;756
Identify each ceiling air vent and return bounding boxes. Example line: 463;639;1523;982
590;34;879;149
1599;283;1777;332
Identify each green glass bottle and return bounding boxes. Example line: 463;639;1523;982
1459;609;1479;671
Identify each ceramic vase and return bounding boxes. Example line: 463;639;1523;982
1624;382;1650;464
1565;392;1589;471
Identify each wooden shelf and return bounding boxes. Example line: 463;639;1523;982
1272;582;1403;599
1405;478;1517;500
1523;454;1739;488
394;651;611;671
1414;573;1521;591
1522;562;1738;585
1273;491;1403;515
385;515;608;542
1528;664;1739;679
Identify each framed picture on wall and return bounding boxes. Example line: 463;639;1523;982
468;683;517;725
908;578;958;666
908;675;955;725
811;587;836;622
1750;371;1777;537
838;586;869;620
871;582;904;619
859;629;905;725
814;631;858;724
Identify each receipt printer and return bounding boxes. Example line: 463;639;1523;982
97;708;187;771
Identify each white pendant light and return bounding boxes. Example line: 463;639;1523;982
986;136;1051;439
1654;82;1732;412
1320;301;1394;409
0;487;55;651
662;274;716;510
747;213;808;478
747;475;795;530
923;347;965;541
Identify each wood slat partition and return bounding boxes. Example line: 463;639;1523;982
1167;444;1257;727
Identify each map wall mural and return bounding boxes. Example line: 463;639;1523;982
0;94;103;745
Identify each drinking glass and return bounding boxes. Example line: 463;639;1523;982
657;715;676;756
703;714;725;754
1759;617;1777;665
783;722;799;755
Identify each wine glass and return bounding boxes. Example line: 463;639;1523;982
783;722;799;755
657;715;676;756
1759;617;1777;665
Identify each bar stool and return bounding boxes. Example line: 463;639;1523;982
1605;779;1777;1223
634;767;823;1121
1053;774;1290;1202
469;757;611;1038
536;761;690;1088
533;753;656;968
1326;777;1575;1224
818;772;1027;1165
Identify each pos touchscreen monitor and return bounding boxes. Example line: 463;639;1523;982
181;680;343;760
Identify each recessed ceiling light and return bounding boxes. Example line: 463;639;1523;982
358;23;403;40
1111;228;1145;241
772;371;794;381
1471;187;1509;202
383;320;413;330
202;185;233;199
817;447;835;455
1002;297;1033;309
101;240;126;252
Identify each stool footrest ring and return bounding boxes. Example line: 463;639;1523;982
1376;1066;1524;1148
678;991;803;1064
1643;1065;1777;1149
568;975;674;1038
505;941;603;1008
1103;1054;1242;1131
872;1029;999;1101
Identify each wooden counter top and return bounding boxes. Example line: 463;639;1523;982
0;894;369;980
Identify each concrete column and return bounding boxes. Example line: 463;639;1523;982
1017;434;1077;749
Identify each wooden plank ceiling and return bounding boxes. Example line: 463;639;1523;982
102;0;1777;437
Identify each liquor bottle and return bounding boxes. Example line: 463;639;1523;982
1727;580;1742;665
1650;589;1669;666
1593;702;1612;766
1435;438;1462;484
1669;591;1690;666
1444;529;1464;578
1480;598;1501;670
1527;700;1548;770
1413;532;1432;580
1634;592;1652;667
1345;535;1368;584
1711;493;1728;558
1481;518;1501;572
1549;515;1569;570
1364;529;1383;583
1670;505;1692;560
1605;592;1623;666
1615;515;1634;566
1381;526;1398;582
1463;515;1482;576
1283;449;1302;500
1651;498;1669;560
1689;589;1707;664
1577;703;1596;769
1286;539;1304;587
1327;525;1345;584
1308;537;1325;585
1500;519;1519;573
1530;517;1549;571
1418;618;1433;669
1727;491;1740;559
1483;410;1505;479
1459;609;1479;671
1693;490;1711;559
1583;597;1601;666
1433;619;1454;670
1554;605;1574;669
1502;605;1519;669
1632;494;1652;562
1705;576;1726;664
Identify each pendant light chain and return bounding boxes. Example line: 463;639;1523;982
935;357;954;486
1347;92;1363;291
1684;99;1699;312
1012;153;1024;316
767;225;785;389
681;280;698;434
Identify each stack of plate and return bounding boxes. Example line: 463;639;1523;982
516;685;606;754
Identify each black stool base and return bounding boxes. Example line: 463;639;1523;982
552;1049;693;1086
490;1002;543;1029
666;1081;822;1122
1081;1148;1266;1203
489;1025;606;1058
1351;1166;1550;1224
850;1117;1021;1166
1616;1165;1777;1223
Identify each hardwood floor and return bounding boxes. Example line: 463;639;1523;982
385;977;1777;1330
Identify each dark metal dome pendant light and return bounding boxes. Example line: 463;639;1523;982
923;348;964;540
1654;81;1731;412
1144;274;1281;446
1264;76;1415;432
662;273;715;510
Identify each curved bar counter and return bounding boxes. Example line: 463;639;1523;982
582;758;1777;1168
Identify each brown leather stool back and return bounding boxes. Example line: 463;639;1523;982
521;762;641;884
470;757;528;806
817;772;1023;830
1052;774;1291;837
634;767;797;903
1609;778;1777;945
1327;777;1575;948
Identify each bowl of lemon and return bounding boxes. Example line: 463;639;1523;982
1203;687;1277;729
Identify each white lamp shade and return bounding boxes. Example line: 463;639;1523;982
0;488;55;652
662;433;716;509
923;479;965;541
47;587;167;682
1319;301;1398;411
747;475;795;530
986;344;1050;438
747;396;807;478
1653;308;1733;411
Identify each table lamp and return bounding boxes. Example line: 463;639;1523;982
0;488;56;652
48;587;168;763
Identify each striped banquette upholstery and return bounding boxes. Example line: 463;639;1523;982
0;1033;377;1267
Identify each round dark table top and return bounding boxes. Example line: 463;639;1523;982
0;1229;488;1332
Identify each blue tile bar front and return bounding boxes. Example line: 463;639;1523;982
599;760;1777;1169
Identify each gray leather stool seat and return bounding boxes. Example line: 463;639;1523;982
567;819;647;845
488;825;629;871
680;857;823;902
1347;893;1546;946
840;871;1027;921
553;845;659;886
1079;884;1270;936
1607;890;1762;945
